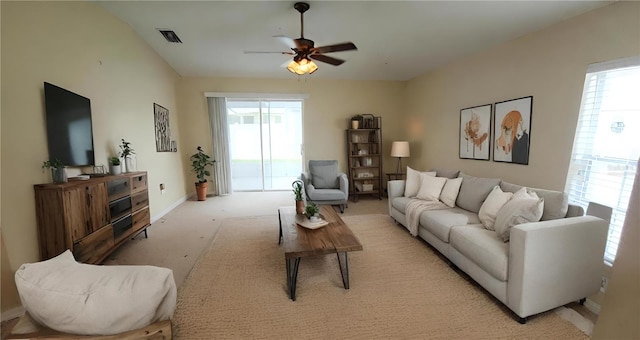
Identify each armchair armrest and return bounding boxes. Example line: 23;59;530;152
387;180;405;214
338;173;348;196
507;215;608;318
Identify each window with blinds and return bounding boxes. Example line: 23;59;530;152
565;56;640;264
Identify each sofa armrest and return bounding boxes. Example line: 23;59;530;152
507;215;608;318
338;173;348;196
388;180;405;214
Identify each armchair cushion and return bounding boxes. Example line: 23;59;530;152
309;160;339;189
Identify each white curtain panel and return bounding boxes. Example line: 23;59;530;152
207;97;232;195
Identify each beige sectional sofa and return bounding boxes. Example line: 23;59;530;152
387;169;609;323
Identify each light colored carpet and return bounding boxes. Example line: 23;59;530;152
173;213;587;339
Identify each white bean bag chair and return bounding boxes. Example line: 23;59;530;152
14;250;176;336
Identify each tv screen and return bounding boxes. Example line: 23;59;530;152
44;82;95;166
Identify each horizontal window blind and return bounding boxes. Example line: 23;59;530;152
565;57;640;264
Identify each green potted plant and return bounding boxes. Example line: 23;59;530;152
304;202;320;221
109;156;122;175
119;139;135;172
42;159;66;183
292;180;305;214
190;146;215;201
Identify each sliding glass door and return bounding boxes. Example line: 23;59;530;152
227;99;303;191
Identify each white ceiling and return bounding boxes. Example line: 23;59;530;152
97;1;611;81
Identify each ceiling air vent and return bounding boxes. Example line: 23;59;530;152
158;29;182;43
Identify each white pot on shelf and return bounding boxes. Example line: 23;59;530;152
110;164;122;175
125;157;136;172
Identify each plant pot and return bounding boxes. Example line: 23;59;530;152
125;157;136;172
296;200;305;214
195;182;208;201
351;120;359;129
51;168;67;183
110;164;122;175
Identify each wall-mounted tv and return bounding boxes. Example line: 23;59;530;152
44;82;95;166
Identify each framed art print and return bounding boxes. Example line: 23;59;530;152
459;104;492;160
493;96;532;165
154;103;172;152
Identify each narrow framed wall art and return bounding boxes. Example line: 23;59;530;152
154;103;172;152
459;103;492;160
493;96;532;165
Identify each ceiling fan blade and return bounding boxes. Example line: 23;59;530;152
273;35;297;49
309;54;345;66
244;51;294;55
312;42;357;54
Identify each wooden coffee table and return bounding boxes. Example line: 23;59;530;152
278;205;363;301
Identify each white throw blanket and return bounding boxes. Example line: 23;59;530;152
405;199;448;236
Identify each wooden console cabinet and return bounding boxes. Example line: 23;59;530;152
34;171;150;264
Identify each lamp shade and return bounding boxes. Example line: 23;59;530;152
390;141;410;158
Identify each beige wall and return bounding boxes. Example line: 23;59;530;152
176;77;406;194
404;1;640;191
1;1;186;314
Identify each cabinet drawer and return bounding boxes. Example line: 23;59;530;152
107;178;130;201
131;191;149;212
73;225;114;264
132;207;150;234
131;175;147;193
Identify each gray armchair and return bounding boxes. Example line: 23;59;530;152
301;160;348;213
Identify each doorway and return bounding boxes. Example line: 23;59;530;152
226;99;303;191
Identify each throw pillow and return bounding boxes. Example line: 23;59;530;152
310;162;338;189
416;174;447;201
404;167;436;198
494;197;545;242
429;168;461;179
478;186;514;230
440;177;463;208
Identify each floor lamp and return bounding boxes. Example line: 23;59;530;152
391;141;410;174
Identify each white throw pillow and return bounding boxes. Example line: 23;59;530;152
440;177;463;208
478;186;514;230
494;197;545;242
512;186;538;200
14;250;177;336
416;174;447;201
404;167;436;198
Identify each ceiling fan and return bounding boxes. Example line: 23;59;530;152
244;2;357;75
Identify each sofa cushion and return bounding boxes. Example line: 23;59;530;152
420;208;481;243
440;177;463;208
500;181;568;221
309;161;339;189
494;196;544;242
478;186;513;230
456;173;502;213
430;168;461;179
450;226;509;281
416;174;447;201
405;167;436;198
14;250;176;336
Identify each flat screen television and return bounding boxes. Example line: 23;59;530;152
44;82;95;166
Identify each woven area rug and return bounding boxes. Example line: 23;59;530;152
173;214;587;339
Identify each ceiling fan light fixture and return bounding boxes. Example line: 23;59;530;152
287;58;318;75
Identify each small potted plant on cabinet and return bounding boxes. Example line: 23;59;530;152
42;159;66;183
109;156;122;175
119;139;135;172
190;146;215;201
292;180;305;214
350;114;363;129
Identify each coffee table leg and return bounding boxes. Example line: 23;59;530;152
336;252;350;289
278;210;283;245
286;257;301;300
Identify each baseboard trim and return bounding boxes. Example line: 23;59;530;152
151;195;189;224
1;306;24;322
584;298;601;315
